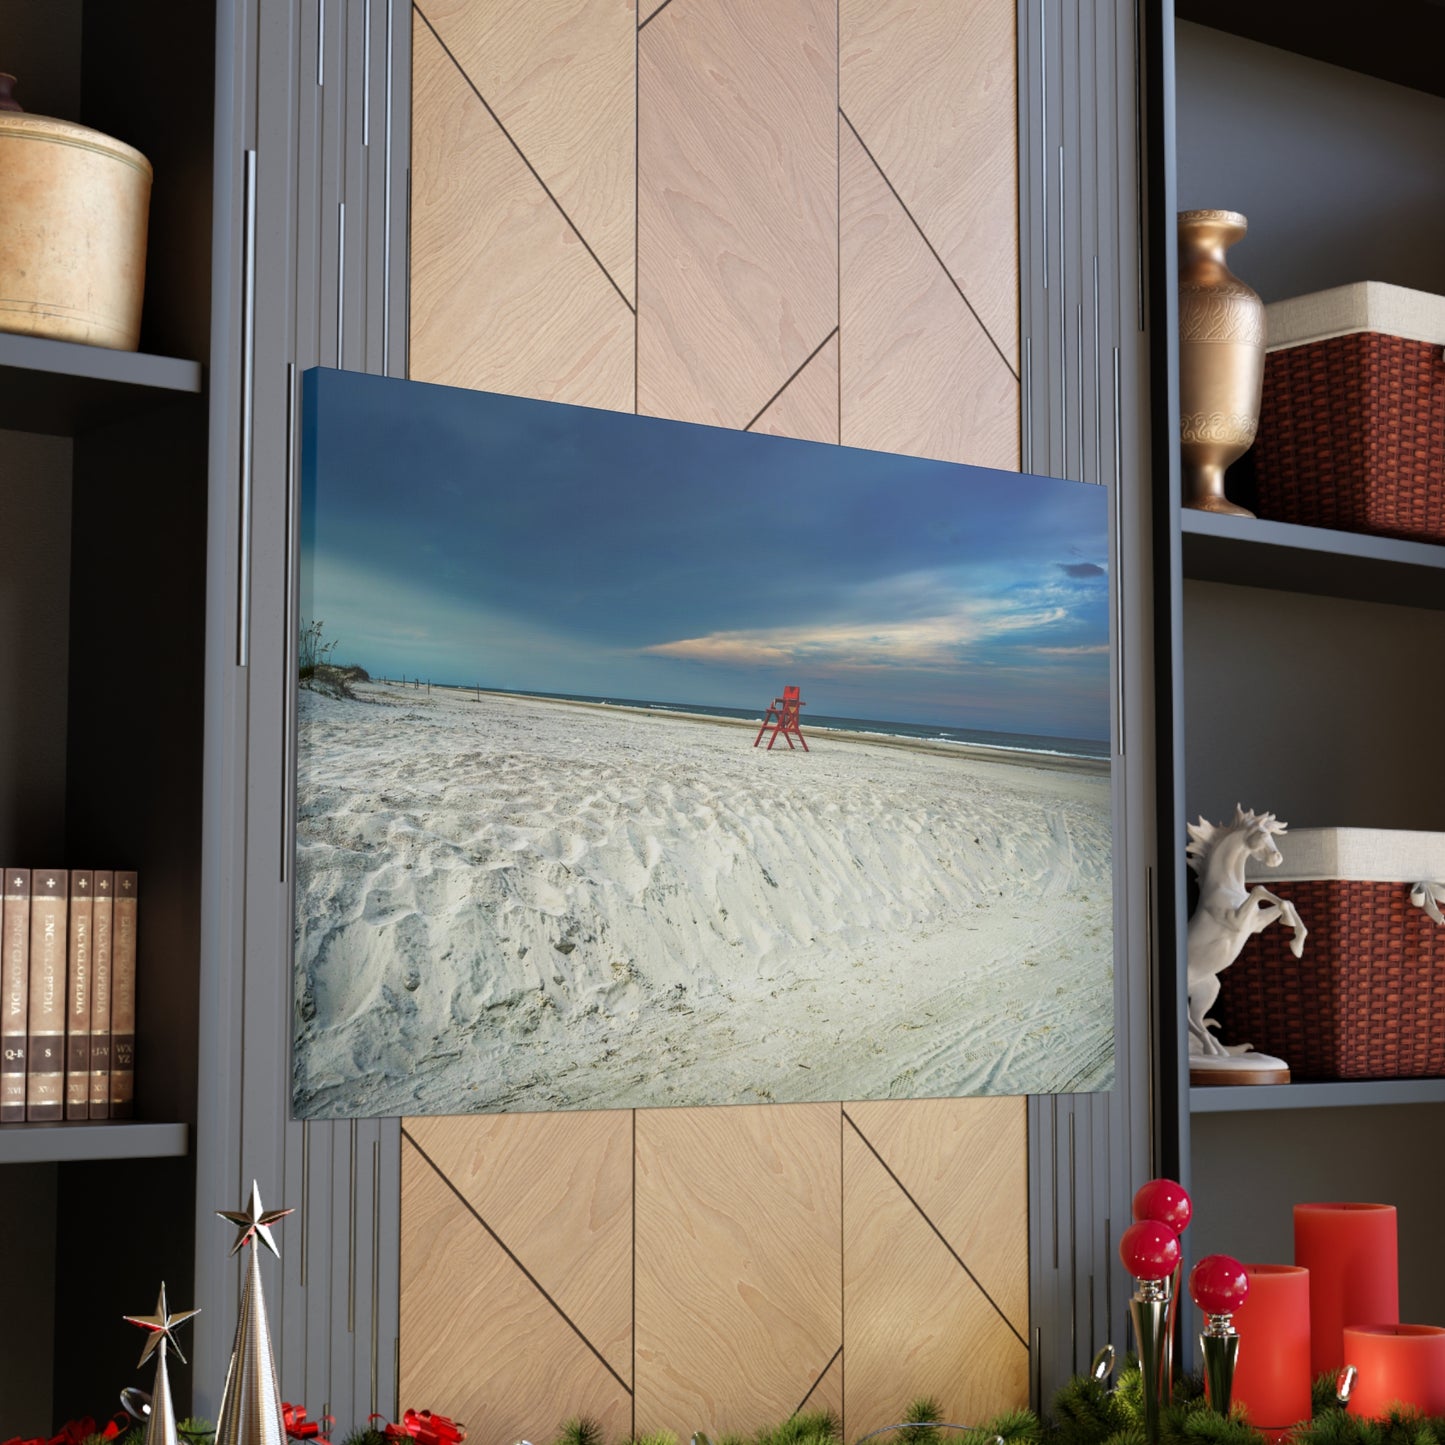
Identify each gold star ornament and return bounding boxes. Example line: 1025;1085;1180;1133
124;1281;200;1367
217;1179;294;1258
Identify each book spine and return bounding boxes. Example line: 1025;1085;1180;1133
65;870;93;1119
110;871;138;1119
1;868;30;1123
26;870;67;1121
89;871;114;1119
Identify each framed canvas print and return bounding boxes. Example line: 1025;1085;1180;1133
294;368;1115;1118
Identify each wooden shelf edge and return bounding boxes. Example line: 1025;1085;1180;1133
1191;1078;1445;1113
0;331;203;394
0;331;205;437
0;1120;189;1164
1181;510;1445;610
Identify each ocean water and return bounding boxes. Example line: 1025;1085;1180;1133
420;683;1109;762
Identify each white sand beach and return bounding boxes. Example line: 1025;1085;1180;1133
293;683;1114;1117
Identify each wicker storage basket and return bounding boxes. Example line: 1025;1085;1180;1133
1254;283;1445;543
1214;828;1445;1080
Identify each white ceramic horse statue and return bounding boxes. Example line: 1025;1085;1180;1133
1186;805;1307;1058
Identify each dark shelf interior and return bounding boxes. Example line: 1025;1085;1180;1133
1176;0;1445;100
0;332;203;437
0;1120;188;1164
1181;510;1445;610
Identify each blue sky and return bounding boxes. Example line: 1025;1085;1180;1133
300;369;1111;741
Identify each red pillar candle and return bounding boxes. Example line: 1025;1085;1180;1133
1343;1325;1445;1416
1294;1202;1399;1377
1231;1264;1311;1438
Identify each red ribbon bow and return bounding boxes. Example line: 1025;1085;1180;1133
282;1405;332;1444
3;1416;120;1445
368;1411;465;1445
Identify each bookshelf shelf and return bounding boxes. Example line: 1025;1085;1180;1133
0;331;203;436
1175;0;1445;100
0;1120;188;1164
1191;1079;1445;1112
1180;510;1445;611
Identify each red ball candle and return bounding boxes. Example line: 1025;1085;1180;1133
1134;1177;1193;1235
1294;1203;1399;1377
1190;1254;1249;1316
1343;1325;1445;1416
1119;1219;1180;1281
1231;1264;1311;1440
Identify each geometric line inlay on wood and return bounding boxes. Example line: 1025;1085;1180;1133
403;1128;632;1393
840;110;1016;382
414;3;634;312
843;1112;1025;1346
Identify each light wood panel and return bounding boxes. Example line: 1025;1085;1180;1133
418;0;636;304
401;1134;634;1445
410;14;634;407
798;1347;844;1423
634;1105;842;1437
839;122;1019;470
750;332;840;444
637;0;837;428
406;1112;634;1381
840;0;1019;369
846;1098;1028;1338
841;1121;1028;1437
404;0;1029;1431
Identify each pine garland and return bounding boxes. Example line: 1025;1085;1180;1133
119;1371;1445;1445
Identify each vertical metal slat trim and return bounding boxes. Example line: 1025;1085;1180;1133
382;0;395;372
363;0;373;147
1145;864;1158;1175
1093;254;1103;488
371;1138;381;1417
337;201;347;367
1057;144;1066;469
348;1118;358;1332
1112;344;1125;758
1040;0;1048;292
237;148;258;668
1075;301;1084;482
280;360;299;882
1022;336;1034;474
1068;1109;1078;1375
300;1119;311;1287
318;0;326;87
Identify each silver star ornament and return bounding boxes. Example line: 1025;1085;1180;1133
217;1179;294;1258
123;1281;200;1367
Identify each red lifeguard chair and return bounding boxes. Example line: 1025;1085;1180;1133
753;685;808;751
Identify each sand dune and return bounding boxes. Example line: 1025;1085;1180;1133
293;683;1114;1116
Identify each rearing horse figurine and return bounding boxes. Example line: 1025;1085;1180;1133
1186;805;1308;1058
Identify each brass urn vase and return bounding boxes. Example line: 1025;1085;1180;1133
1177;210;1264;516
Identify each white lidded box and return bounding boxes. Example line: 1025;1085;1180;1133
1218;827;1445;1079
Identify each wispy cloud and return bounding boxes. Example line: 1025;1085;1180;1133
643;569;1088;673
1030;642;1111;657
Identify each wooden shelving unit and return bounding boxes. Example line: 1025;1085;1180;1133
0;1;215;1430
1166;2;1445;1344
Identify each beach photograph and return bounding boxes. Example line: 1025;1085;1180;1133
293;370;1115;1118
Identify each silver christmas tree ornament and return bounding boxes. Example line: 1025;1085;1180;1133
124;1283;200;1445
214;1181;295;1445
